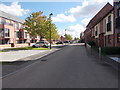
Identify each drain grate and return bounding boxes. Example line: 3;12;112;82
41;59;47;61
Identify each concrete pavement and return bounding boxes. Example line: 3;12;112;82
0;48;59;62
0;44;70;62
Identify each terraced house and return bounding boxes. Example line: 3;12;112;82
114;1;120;47
0;10;40;49
84;1;120;47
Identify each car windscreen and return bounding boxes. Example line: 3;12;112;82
36;42;44;44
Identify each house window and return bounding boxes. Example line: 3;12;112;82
16;40;19;44
19;31;24;38
4;28;10;37
104;19;106;32
107;15;112;32
108;15;111;23
117;33;120;43
0;29;4;37
118;9;120;17
95;26;98;36
24;32;27;38
1;19;6;24
9;21;13;26
20;25;24;29
15;23;19;30
0;39;10;44
0;28;9;37
19;40;26;43
16;32;19;38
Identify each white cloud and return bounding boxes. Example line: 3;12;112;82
68;0;108;18
0;1;29;16
52;0;113;23
81;18;91;27
52;14;76;22
66;24;85;38
58;29;65;36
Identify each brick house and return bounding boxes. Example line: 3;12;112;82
84;2;118;47
0;10;40;49
84;28;91;44
114;1;120;47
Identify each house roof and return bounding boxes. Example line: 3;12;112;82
0;10;24;23
86;2;113;28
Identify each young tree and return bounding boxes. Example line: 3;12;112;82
44;23;60;40
65;34;73;40
74;37;80;40
24;11;47;40
24;11;60;41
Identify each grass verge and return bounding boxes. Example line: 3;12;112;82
3;46;50;51
0;50;7;52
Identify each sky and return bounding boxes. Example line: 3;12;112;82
0;0;113;38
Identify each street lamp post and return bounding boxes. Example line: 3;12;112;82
49;13;53;49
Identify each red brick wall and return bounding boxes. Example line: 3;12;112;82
84;29;92;44
114;2;120;47
0;24;4;29
104;35;114;47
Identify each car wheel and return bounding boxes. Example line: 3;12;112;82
43;45;46;48
32;45;36;48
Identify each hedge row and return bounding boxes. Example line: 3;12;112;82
101;47;120;55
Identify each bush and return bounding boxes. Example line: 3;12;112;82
79;39;85;43
87;41;96;47
92;46;99;52
101;47;120;55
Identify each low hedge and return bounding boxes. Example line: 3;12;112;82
87;41;96;47
101;47;120;55
91;46;120;55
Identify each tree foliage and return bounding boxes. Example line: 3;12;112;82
24;11;60;40
65;34;73;40
74;37;79;40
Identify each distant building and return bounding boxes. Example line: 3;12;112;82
60;36;66;42
0;10;40;49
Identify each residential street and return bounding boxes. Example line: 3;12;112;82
2;44;118;88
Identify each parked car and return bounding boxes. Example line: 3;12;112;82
32;41;50;48
64;41;69;43
56;41;64;44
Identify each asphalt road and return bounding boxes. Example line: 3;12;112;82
2;44;119;88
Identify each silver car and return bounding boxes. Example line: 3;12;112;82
32;41;50;48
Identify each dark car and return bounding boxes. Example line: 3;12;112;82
64;41;69;43
32;41;50;48
56;41;64;44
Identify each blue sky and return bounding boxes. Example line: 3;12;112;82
0;0;113;38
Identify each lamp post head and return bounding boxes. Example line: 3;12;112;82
50;13;53;16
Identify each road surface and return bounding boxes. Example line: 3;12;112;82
2;44;118;88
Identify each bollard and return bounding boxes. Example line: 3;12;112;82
99;47;101;60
